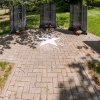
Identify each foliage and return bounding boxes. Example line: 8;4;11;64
0;0;100;12
88;61;100;71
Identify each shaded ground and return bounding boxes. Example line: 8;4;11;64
84;41;100;54
0;28;100;100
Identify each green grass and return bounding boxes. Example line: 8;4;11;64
56;12;70;27
0;62;9;71
86;61;100;84
0;9;9;15
0;7;100;36
26;12;70;28
0;62;12;90
0;9;10;35
26;12;40;28
88;7;100;36
0;20;10;35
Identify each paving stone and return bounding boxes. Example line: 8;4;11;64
28;73;37;77
69;82;76;88
16;87;23;99
5;90;11;97
15;81;25;87
29;88;41;93
53;78;58;87
48;94;60;100
30;77;37;83
48;73;57;77
34;94;40;100
48;83;53;93
33;69;42;72
63;77;74;82
36;83;47;88
0;30;100;100
62;69;67;77
10;92;16;100
66;93;73;100
80;80;91;86
37;73;42;82
77;86;88;92
42;72;48;77
61;82;70;88
42;78;52;83
89;92;98;97
57;73;63;82
54;88;65;93
55;69;62;73
65;87;72;95
40;93;47;100
88;86;95;93
95;88;100;96
92;96;99;100
70;86;78;93
2;97;8;100
74;77;81;86
8;86;18;92
22;93;34;99
66;67;71;73
60;94;67;100
72;92;86;99
68;73;74;77
21;77;31;82
23;82;30;93
84;92;92;98
9;79;16;86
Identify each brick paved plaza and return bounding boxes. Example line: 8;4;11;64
0;28;100;100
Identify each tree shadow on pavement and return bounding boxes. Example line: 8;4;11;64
0;30;38;54
55;28;75;35
58;62;100;100
0;28;61;54
0;34;14;54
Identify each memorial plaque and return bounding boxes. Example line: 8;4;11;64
22;5;26;28
40;3;56;28
14;6;18;30
10;6;14;32
69;5;87;34
18;5;22;27
10;5;26;33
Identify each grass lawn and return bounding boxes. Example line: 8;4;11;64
0;9;9;15
86;61;100;86
0;62;13;93
0;9;10;35
88;7;100;36
0;7;100;36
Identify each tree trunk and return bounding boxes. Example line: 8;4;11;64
5;7;6;14
46;0;49;3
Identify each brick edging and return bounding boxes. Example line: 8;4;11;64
0;63;17;99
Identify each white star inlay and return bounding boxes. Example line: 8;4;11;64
40;38;59;46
